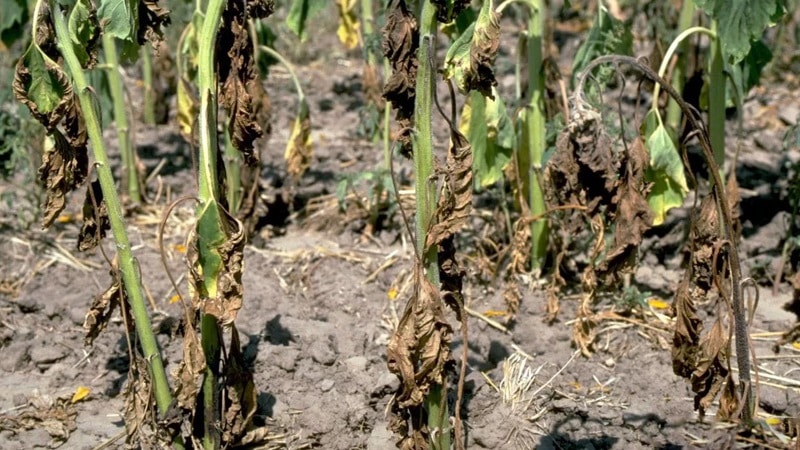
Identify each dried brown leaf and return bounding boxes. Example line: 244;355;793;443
221;325;257;444
387;265;453;449
426;129;472;248
0;394;77;448
83;268;123;346
716;374;740;421
382;0;418;154
38;124;89;229
671;279;703;378
691;195;721;292
596;137;652;286
138;0;171;47
172;319;205;410
78;179;110;251
465;4;499;98
691;317;730;417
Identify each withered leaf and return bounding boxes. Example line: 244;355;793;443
596;137;652;286
382;0;418;153
691;195;721;292
83;268;123;346
218;0;265;166
0;395;77;448
671;279;703;379
189;208;246;325
465;2;499;98
123;356;173;448
13;46;73;131
221;325;257;444
387;265;453;448
691;317;730;417
426;129;472;248
78;179;110;252
38;124;89;229
172;318;205;410
284;99;312;180
137;0;171;48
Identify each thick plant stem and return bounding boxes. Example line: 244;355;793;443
708;21;726;173
524;0;548;271
142;45;156;125
102;32;142;204
414;3;449;448
665;0;694;131
197;0;227;446
51;0;175;432
224;127;241;213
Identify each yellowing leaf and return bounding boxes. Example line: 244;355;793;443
173;244;187;254
71;386;91;403
647;298;670;310
169;294;181;304
387;287;398;300
335;0;359;50
643;110;688;225
764;417;782;426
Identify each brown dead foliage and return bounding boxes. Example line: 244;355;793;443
363;63;385;108
691;195;722;292
595;137;652;285
138;0;171;48
285;101;312;180
382;0;418;154
123;355;176;448
218;0;274;166
671;279;703;378
172;316;205;411
78;179;110;251
426;130;473;248
190;211;246;326
465;3;500;98
387;266;454;449
221;325;258;444
83;267;123;346
0;394;77;448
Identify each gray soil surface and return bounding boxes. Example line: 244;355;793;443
3;5;800;450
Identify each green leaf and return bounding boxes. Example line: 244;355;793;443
694;0;784;64
461;89;514;189
643;110;688;226
97;0;137;41
18;46;68;116
286;0;327;42
68;0;98;67
0;0;27;48
443;22;474;91
571;6;633;92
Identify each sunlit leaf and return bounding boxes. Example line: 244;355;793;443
643;110;688;226
335;0;359;50
648;298;670;310
97;0;137;41
694;0;785;64
284;99;312;179
71;386;91;403
68;0;99;68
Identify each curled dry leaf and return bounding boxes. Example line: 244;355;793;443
218;0;274;166
221;325;257;444
83;267;123;346
443;0;499;98
123;356;174;448
671;279;703;379
284;99;312;180
382;0;418;153
595;137;652;286
38;124;89;229
138;0;171;47
426;129;472;248
387;266;454;449
691;195;721;292
190;209;246;325
78;179;110;251
0;395;77;448
691;317;730;417
172;318;205;411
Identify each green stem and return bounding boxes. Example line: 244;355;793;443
257;45;306;103
414;2;448;449
142;45;156;125
652;26;715;106
361;0;376;66
525;0;548;271
708;20;726;173
197;0;227;446
665;0;695;131
102;32;142;204
50;0;175;436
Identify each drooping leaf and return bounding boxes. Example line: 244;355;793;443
67;0;100;68
137;0;171;47
571;5;632;93
694;0;785;64
335;0;359;50
460;89;514;188
443;0;499;97
221;325;258;444
284;98;312;179
286;0;327;42
382;0;418;155
14;45;72;130
643;110;688;226
78;179;110;251
83;268;124;346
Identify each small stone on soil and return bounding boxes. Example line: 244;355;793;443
309;338;336;366
319;378;335;392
